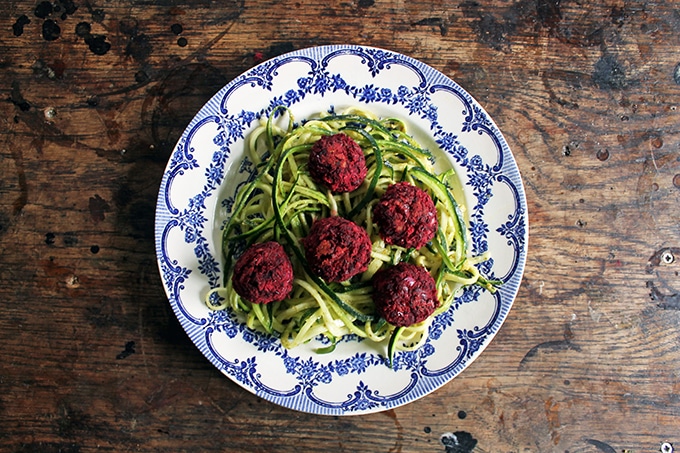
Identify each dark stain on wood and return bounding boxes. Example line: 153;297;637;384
441;431;477;453
34;1;54;19
585;438;618;453
91;9;105;23
42;19;61;41
460;1;514;51
648;281;680;310
63;232;78;247
118;17;152;65
116;340;136;359
646;247;679;308
171;23;184;35
44;232;80;246
12;15;31;36
519;339;581;369
10;80;31;111
119;16;140;36
411;17;449;36
519;324;580;369
126;33;154;63
459;0;563;50
135;70;150;84
16;0;80;42
84;34;112;56
592;53;631;90
89;194;111;224
536;0;562;34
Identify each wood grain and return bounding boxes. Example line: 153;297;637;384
1;0;680;451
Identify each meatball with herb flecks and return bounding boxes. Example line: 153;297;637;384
372;262;438;327
301;216;372;283
232;241;294;304
308;133;367;193
373;181;438;249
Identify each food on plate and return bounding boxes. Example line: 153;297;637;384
206;107;499;364
373;181;438;249
231;241;294;304
301;216;372;283
372;262;438;327
308;133;367;193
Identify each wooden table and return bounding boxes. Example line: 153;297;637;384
2;0;679;451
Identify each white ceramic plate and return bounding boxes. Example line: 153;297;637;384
155;45;527;415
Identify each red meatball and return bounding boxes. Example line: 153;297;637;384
373;182;438;249
372;262;438;327
232;241;294;304
301;216;372;283
308;133;367;193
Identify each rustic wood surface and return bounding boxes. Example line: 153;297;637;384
2;0;680;451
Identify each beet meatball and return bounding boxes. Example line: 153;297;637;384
372;262;438;327
308;133;367;193
373;182;438;249
232;241;294;304
301;216;372;283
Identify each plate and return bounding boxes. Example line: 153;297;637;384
154;45;527;415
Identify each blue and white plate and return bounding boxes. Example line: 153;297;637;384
155;45;527;415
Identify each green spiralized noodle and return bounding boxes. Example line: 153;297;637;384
206;106;499;362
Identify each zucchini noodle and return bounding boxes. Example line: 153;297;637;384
206;106;499;363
